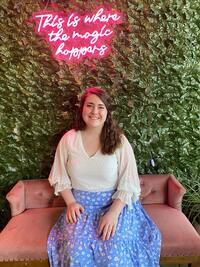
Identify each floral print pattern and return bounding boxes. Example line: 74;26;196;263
48;190;161;267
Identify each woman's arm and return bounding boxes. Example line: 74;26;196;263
112;134;141;206
98;135;140;241
48;131;84;223
61;188;76;205
98;198;125;241
109;198;126;215
61;188;84;224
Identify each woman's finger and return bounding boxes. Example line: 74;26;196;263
80;205;84;213
66;213;69;223
75;208;81;219
111;224;116;237
98;220;105;236
68;211;76;224
71;210;77;223
67;212;72;224
105;225;113;240
102;225;109;241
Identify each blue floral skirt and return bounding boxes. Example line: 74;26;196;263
47;190;161;267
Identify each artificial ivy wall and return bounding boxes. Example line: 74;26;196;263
0;0;199;228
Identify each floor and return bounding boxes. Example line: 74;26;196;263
161;265;188;267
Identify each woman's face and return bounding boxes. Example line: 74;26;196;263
82;94;108;130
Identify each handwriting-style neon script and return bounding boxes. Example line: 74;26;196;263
31;7;123;63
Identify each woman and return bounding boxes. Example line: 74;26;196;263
47;87;161;267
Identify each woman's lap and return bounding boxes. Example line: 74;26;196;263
47;190;161;267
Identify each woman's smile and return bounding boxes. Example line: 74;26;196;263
82;94;107;129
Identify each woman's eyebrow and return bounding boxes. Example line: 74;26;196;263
86;101;94;105
86;102;105;106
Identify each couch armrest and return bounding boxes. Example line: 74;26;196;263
6;179;54;216
6;181;25;216
168;174;186;210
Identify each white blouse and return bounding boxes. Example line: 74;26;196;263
48;129;141;207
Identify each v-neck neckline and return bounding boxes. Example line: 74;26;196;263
79;131;100;159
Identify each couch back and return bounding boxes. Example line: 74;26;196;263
6;174;176;216
140;174;169;204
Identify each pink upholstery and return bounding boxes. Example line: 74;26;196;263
0;174;200;263
144;204;200;256
6;181;26;216
168;175;186;210
52;195;66;207
24;179;54;209
6;174;186;217
6;179;55;216
140;174;186;209
0;207;63;261
140;174;168;204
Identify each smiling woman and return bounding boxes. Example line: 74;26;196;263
82;94;108;130
47;87;161;267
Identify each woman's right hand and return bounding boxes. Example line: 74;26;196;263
66;202;84;224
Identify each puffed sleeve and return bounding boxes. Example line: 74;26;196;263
48;133;72;195
112;134;141;207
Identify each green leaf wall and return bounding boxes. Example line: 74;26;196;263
0;0;199;228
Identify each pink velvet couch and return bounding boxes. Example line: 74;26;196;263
0;174;200;267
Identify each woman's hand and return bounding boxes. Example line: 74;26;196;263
66;202;84;224
98;198;125;241
98;210;119;241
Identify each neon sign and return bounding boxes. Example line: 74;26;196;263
31;7;123;64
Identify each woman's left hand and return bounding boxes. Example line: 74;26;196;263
98;210;119;241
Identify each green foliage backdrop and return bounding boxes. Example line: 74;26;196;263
0;0;199;228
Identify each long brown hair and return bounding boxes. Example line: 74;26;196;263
74;87;122;154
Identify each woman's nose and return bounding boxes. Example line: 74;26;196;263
92;106;98;114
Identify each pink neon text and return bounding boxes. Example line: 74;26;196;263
31;7;123;63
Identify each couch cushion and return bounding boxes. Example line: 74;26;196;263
1;205;199;261
52;195;66;207
0;207;64;261
144;204;200;257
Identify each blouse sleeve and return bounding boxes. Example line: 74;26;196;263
112;134;141;207
48;133;72;195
